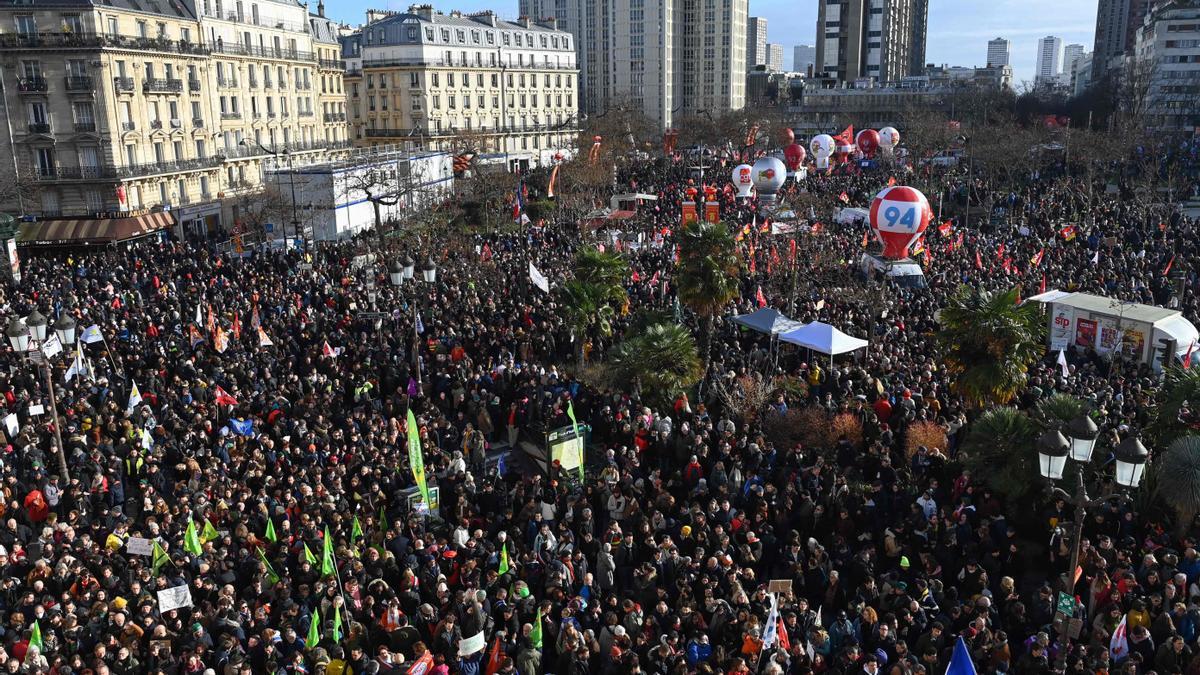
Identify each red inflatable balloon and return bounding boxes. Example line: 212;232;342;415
856;129;881;159
783;143;806;171
781;127;795;146
869;186;932;259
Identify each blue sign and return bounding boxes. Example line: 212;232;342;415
264;223;274;233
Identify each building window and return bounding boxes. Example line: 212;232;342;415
407;27;417;40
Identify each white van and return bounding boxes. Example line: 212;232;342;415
859;253;928;288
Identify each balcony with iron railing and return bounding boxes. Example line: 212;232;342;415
364;122;579;138
296;82;311;91
150;120;163;130
216;77;240;88
74;121;96;132
143;78;183;94
0;32;210;55
27;122;50;134
324;112;347;123
34;165;119;181
114;156;224;178
210;42;312;62
193;118;205;128
65;75;93;91
114;77;135;92
188;79;202;92
17;76;47;93
121;121;136;131
319;59;345;70
298;110;314;117
220;111;242;120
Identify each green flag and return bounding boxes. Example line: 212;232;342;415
202;519;219;543
304;543;318;565
407;409;430;505
265;518;278;543
567;400;584;481
184;519;203;556
498;543;510;576
257;547;281;584
152;540;170;575
332;604;343;642
379;504;388;533
530;607;543;649
29;620;42;653
351;516;363;544
321;526;335;576
307;607;320;647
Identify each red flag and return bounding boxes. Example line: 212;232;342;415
810;222;823;234
250;304;261;330
838;191;850;204
546;163;560;198
954;232;964;250
1164;254;1176;276
996;243;1005;260
788;239;797;264
1002;257;1013;274
481;243;493;261
887;176;897;187
206;304;216;337
214;386;238;407
1040;273;1047;294
777;616;791;651
770;246;781;268
631;270;641;283
323;341;339;359
1185;341;1195;370
649;270;660;286
749;256;757;274
231;313;241;341
861;230;870;248
937;221;952;236
756;286;767;308
485;635;504;675
1031;249;1045;266
975;251;983;270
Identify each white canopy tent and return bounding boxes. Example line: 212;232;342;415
779;321;869;355
731;308;805;335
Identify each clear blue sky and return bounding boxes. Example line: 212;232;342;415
325;0;1098;85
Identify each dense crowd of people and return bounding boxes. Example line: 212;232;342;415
0;134;1197;675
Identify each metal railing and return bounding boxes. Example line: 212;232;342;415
115;156;224;178
27;122;50;134
188;79;202;92
65;76;93;91
324;112;347;122
150;120;163;129
220;112;242;120
74;121;96;132
121;121;136;131
143;78;183;93
217;77;240;88
193;118;205;128
319;59;345;69
17;76;47;93
0;32;210;55
114;77;135;92
34;166;119;180
210;42;313;61
364;122;578;138
298;110;314;117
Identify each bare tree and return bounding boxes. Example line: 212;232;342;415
231;184;290;241
0;164;42;215
1115;55;1156;127
338;155;431;246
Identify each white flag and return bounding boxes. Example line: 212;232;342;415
1110;614;1129;661
127;381;143;415
65;346;86;382
195;305;202;326
1058;349;1070;378
41;334;63;359
141;428;153;451
258;327;273;347
80;324;104;344
1092;250;1100;265
762;593;780;649
529;263;550;293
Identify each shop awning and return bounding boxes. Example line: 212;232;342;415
16;211;174;247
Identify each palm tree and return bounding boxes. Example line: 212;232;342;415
675;220;741;381
1155;436;1200;536
937;285;1045;406
1032;393;1085;430
610;323;703;404
960;407;1041;507
1153;366;1200;446
559;248;628;365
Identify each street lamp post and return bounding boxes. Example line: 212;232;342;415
411;257;437;393
1038;425;1148;671
241;139;300;246
6;312;75;481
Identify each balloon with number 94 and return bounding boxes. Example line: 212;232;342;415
869;186;932;259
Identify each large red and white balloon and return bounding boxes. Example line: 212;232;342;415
856;129;880;158
869;186;932;259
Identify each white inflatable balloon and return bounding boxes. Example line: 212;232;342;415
810;134;835;159
879;127;900;151
732;164;754;198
